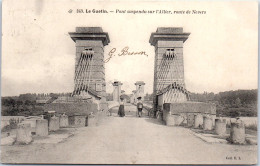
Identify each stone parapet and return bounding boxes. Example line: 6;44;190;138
36;119;48;136
74;115;87;127
162;102;216;127
49;116;60;131
163;102;216;115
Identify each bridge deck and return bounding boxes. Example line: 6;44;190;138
1;104;256;164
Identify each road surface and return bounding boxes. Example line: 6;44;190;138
1;104;257;164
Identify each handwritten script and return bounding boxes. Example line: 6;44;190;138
104;46;148;63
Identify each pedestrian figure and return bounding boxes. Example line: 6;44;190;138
137;97;143;117
118;98;125;117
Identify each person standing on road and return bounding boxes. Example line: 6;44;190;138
136;97;143;117
118;97;125;117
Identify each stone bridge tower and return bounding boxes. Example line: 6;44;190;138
69;27;110;99
112;81;123;102
149;27;190;110
135;81;145;100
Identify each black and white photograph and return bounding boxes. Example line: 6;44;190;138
1;0;258;164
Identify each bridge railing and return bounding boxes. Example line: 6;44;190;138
143;102;153;109
107;101;119;109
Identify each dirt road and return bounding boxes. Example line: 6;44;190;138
1;104;257;164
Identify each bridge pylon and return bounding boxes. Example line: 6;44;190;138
69;27;110;101
149;27;190;112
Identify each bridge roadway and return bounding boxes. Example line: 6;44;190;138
1;104;257;164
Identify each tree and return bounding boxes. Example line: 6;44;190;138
19;93;36;101
235;97;241;107
2;98;16;107
24;100;32;105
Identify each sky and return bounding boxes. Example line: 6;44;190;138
1;0;258;96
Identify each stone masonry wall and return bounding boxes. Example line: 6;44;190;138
163;102;216;115
162;102;216;125
43;102;98;116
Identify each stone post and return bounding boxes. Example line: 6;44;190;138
215;118;226;135
74;114;87;127
162;109;175;126
173;114;184;126
194;114;203;128
36;119;48;136
49;116;60;131
211;114;217;126
180;113;188;125
68;116;74;126
16;123;32;144
24;119;37;134
165;115;175;126
60;114;69;127
187;113;195;127
203;116;213;130
230;120;245;144
87;114;96;127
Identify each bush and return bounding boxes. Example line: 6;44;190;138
1;119;19;132
2;96;44;116
245;124;257;131
216;107;257;117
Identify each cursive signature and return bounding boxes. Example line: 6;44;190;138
104;46;148;63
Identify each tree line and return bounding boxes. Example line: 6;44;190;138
1;89;257;117
189;89;257;117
